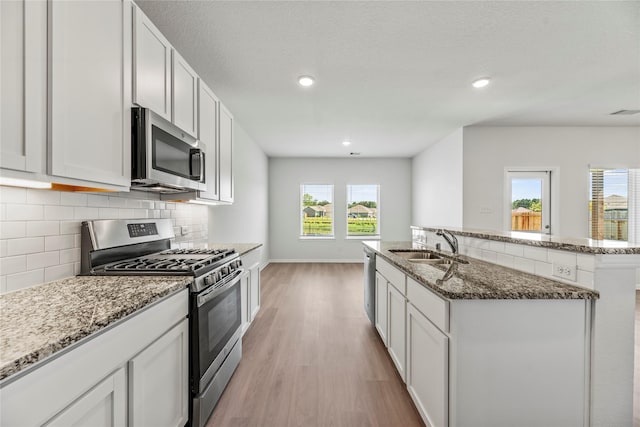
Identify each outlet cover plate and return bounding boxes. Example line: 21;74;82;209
552;263;577;281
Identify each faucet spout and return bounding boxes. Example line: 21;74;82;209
436;229;458;255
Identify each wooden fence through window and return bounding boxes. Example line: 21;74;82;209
511;212;542;231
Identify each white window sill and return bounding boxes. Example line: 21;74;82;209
299;236;335;240
345;235;381;240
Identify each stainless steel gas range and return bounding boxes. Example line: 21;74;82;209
81;219;243;427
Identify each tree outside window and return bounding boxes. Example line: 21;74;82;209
300;184;333;237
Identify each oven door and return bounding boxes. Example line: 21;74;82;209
191;272;243;393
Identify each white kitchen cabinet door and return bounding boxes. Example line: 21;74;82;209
133;5;172;121
44;368;126;427
387;282;406;381
172;50;198;138
374;272;388;345
0;0;46;173
218;103;234;203
198;81;219;200
49;0;131;188
249;263;261;320
406;303;448;427
128;319;189;427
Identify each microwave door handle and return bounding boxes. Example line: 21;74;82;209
200;151;205;183
190;149;203;181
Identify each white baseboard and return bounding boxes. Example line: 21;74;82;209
268;259;364;264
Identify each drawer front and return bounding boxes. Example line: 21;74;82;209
407;277;448;333
377;257;406;295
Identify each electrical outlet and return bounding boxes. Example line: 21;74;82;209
552;263;577;281
479;207;493;214
180;225;191;236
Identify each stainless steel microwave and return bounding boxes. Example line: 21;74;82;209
131;107;206;194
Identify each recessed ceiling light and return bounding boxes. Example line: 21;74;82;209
472;77;491;88
342;140;351;146
298;76;315;87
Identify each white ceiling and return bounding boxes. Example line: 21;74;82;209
137;1;640;158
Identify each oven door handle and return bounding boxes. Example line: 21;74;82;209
196;270;243;308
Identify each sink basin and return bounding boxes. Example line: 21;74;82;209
388;249;469;265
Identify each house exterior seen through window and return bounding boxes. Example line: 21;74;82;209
300;184;334;237
589;168;639;242
346;185;379;237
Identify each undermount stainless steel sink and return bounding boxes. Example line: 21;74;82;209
388;249;469;265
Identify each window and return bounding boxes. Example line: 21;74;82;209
589;168;639;242
506;170;551;234
346;185;379;237
300;184;333;237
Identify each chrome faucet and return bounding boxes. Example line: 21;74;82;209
436;229;458;255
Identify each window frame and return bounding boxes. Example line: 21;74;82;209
345;184;380;239
299;183;335;239
588;166;636;242
504;168;556;235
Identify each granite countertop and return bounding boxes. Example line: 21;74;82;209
412;226;640;254
365;241;599;300
0;276;191;382
207;243;262;256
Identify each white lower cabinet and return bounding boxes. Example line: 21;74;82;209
128;319;189;427
240;247;262;334
240;269;250;333
406;303;448;427
387;283;406;381
0;289;188;427
44;368;126;427
249;263;260;320
374;272;388;345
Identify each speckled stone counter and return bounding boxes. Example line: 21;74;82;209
364;241;599;300
207;243;262;256
0;276;191;381
411;225;640;254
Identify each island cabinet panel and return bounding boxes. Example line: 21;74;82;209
406;303;448;427
44;368;126;427
374;272;388;345
448;299;590;427
377;257;405;294
407;277;448;333
387;282;407;382
49;0;132;188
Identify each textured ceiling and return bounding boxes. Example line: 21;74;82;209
136;1;640;157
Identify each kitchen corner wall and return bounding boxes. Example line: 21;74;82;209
0;187;208;294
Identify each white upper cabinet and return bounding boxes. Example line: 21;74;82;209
198;81;219;200
0;0;46;173
219;104;234;203
172;50;198;138
133;5;172;121
49;0;132;188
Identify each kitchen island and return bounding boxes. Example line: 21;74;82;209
364;240;598;427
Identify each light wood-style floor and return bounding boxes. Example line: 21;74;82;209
634;290;639;427
207;263;424;427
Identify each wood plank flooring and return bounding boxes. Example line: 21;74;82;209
206;263;424;427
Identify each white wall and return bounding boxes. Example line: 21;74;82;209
269;158;412;261
209;123;269;265
412;128;463;228
463;126;640;238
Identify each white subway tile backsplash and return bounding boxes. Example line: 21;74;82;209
45;263;74;283
87;194;109;207
60;248;80;264
108;196;128;208
45;205;74;220
133;209;149;218
523;246;548;262
74;207;100;220
26;221;59;237
60;193;87;207
27;188;60;205
98;208;120;219
45;235;74;251
1;255;26;275
0;205;6;221
155;202;166;210
161;210;171;219
513;257;535;273
60;221;81;235
534;260;553;278
504;243;524;257
118;208;135;219
6;204;44;221
1;221;26;239
6;269;44;292
74;234;81;248
27;251;60;270
496;253;514;268
481;250;498;263
7;237;44;256
0;187;27;203
0;240;7;257
0;276;6;293
577;270;595;289
577;254;595;272
126;199;142;208
547;249;577;266
489;241;505;253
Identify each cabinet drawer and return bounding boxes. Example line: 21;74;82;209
407;277;448;333
377;257;406;295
